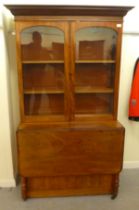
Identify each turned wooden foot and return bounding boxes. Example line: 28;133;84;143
111;174;119;199
21;177;27;200
111;192;118;199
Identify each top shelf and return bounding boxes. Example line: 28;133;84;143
22;60;64;64
75;60;116;64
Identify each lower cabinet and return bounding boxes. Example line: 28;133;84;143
17;122;124;199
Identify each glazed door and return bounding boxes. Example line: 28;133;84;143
16;22;69;122
71;22;122;121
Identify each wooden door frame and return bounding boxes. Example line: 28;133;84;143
70;21;123;121
15;20;71;123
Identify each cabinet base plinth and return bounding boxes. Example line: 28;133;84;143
21;174;119;199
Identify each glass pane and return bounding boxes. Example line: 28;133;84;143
75;27;117;115
21;26;64;61
76;27;117;60
23;64;64;90
75;63;114;89
75;94;113;114
21;26;65;116
24;94;64;115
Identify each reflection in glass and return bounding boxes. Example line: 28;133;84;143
21;26;65;116
76;27;117;60
21;26;64;61
24;94;64;115
75;27;117;115
23;64;64;90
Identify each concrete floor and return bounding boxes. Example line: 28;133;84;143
0;169;139;210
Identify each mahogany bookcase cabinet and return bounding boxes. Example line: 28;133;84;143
6;5;132;200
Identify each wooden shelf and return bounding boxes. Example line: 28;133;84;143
22;60;64;64
24;87;113;94
75;60;116;64
24;88;64;94
75;113;113;117
75;86;114;94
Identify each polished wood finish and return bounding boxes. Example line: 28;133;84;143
25;175;113;198
17;124;124;177
5;5;133;17
22;60;64;64
18;120;124;129
75;87;114;94
75;60;115;63
17;123;124;198
6;5;132;200
21;177;27;200
111;174;119;199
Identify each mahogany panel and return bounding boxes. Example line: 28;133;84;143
18;120;124;130
26;174;112;197
17;126;124;177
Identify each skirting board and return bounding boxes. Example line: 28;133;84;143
0;179;16;187
123;161;139;169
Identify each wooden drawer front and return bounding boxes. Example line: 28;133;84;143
17;128;124;177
